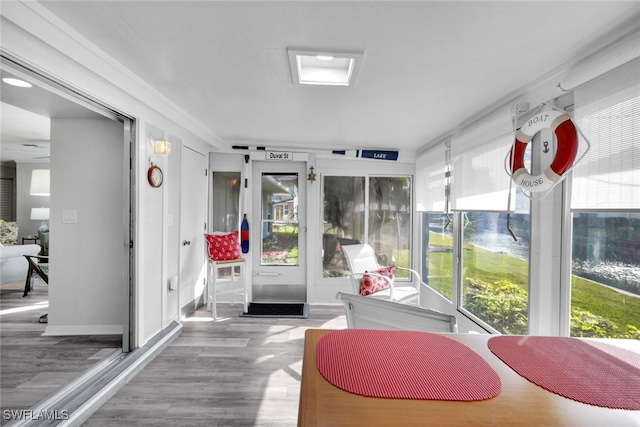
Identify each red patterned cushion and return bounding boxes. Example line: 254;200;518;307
205;232;241;261
360;266;395;296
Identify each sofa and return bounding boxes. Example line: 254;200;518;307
0;221;42;285
0;244;41;285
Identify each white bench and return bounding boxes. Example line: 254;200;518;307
336;292;457;333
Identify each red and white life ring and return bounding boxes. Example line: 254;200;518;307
509;110;578;192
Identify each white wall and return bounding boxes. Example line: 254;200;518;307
1;3;215;346
45;119;125;335
139;123;165;340
166;135;182;324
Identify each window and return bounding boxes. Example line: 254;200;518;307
322;175;411;278
571;213;640;338
569;57;640;339
416;142;453;299
260;173;299;266
447;108;531;333
274;204;287;220
322;176;365;277
421;212;453;300
459;211;530;334
211;172;240;232
368;177;412;276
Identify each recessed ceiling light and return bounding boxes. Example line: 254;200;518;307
2;77;32;88
288;49;364;86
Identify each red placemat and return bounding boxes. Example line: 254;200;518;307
316;329;501;400
488;336;640;410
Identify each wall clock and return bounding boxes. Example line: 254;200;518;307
148;165;164;188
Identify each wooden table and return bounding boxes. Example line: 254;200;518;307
298;329;640;427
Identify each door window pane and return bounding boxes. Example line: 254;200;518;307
322;176;365;277
211;172;240;232
368;177;411;275
460;212;530;334
571;212;640;338
422;212;453;300
261;173;299;266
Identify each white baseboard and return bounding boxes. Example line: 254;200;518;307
43;324;123;336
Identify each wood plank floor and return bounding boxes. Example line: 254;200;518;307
0;279;122;425
84;303;346;426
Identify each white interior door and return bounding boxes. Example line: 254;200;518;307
251;161;306;302
179;147;207;314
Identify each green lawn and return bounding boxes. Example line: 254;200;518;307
572;275;640;334
426;232;640;337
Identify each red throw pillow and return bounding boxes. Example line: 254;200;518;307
205;232;241;261
360;265;396;296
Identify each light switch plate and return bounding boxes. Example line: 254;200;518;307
62;209;77;224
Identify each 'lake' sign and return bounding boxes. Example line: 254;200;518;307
265;151;293;161
360;150;399;161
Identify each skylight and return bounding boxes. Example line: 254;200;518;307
288;49;364;86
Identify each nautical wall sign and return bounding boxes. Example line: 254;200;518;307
360;150;399;161
265;151;293;161
331;149;399;161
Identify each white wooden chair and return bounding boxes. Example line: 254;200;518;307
341;243;421;304
207;258;248;319
337;292;457;333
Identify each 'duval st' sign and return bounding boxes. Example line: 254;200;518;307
265;151;293;161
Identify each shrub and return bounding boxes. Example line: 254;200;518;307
463;277;636;338
463;278;528;335
570;308;620;338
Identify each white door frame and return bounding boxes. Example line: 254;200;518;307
250;160;307;302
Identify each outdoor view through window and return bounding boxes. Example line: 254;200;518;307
423;210;640;338
571;212;640;338
322;176;411;278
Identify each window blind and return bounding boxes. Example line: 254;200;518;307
559;27;640;91
415;142;447;212
571;56;640;210
450;106;516;212
0;178;14;221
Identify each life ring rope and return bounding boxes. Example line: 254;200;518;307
505;103;591;199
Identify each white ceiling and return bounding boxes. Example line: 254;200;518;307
3;1;640;161
0;69;107;163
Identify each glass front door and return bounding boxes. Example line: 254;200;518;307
251;162;306;301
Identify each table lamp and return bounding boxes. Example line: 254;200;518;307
30;169;50;196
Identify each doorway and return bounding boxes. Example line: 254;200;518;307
0;56;134;411
251;161;306;302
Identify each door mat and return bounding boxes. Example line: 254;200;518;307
240;302;308;318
